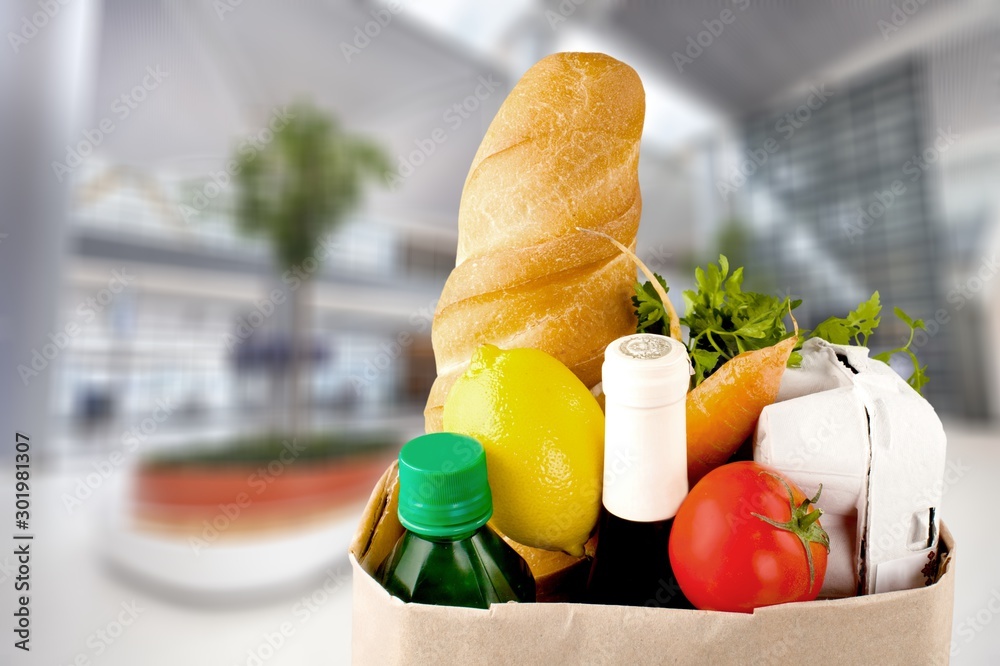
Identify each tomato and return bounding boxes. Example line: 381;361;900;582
668;461;829;613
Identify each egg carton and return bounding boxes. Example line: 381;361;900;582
754;337;947;596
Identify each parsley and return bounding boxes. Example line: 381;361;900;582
804;292;928;394
632;275;670;334
682;256;799;385
633;256;799;386
629;256;929;394
808;292;882;347
871;307;929;394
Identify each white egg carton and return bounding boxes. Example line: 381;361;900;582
754;338;947;597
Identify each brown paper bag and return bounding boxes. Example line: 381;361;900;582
350;464;955;665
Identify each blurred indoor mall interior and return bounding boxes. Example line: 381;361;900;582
2;1;999;664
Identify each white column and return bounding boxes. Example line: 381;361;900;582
0;0;102;467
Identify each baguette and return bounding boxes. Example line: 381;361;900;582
425;52;645;431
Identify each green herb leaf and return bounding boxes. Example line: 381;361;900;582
909;362;930;393
870;307;929;394
893;306;914;328
628;259;929;395
690;349;721;386
809;292;882;347
680;255;799;386
632;275;670;335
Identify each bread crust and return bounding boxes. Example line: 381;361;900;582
425;52;645;431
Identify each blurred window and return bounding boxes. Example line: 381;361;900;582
735;60;959;411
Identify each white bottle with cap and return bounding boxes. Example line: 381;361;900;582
587;333;693;607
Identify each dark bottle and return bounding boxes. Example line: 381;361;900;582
376;432;535;609
587;334;692;608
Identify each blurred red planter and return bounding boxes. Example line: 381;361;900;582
131;436;397;535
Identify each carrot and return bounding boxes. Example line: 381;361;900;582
578;230;796;484
686;333;797;486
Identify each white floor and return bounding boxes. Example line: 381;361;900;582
10;420;1000;665
934;422;1000;664
16;472;357;666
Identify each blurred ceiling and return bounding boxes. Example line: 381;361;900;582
608;0;980;112
87;0;998;227
89;0;506;223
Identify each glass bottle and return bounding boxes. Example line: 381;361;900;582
376;432;535;609
587;334;692;608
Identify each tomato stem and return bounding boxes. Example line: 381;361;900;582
751;473;830;594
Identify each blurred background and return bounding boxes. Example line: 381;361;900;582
1;1;998;664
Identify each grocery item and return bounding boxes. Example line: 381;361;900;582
686;333;798;485
582;228;681;341
808;292;929;394
754;337;947;596
442;345;604;556
677;256;797;386
349;48;955;663
669;461;830;613
595;251;800;486
424;52;645;432
375;432;535;609
352;467;956;664
587;334;692;608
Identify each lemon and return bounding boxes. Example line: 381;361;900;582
442;344;604;556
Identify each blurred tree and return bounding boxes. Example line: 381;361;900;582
713;217;785;294
233;101;388;435
715;217;751;272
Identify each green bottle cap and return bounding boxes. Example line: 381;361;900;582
397;433;493;539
